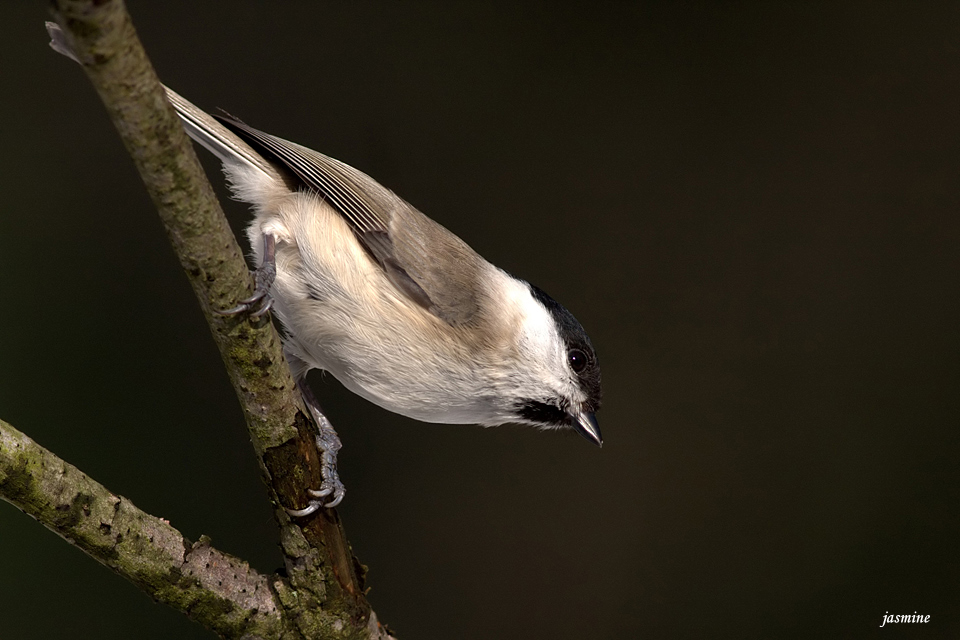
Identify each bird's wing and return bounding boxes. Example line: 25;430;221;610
215;114;487;327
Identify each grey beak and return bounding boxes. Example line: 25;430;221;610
572;411;602;447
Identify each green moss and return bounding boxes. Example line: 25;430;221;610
0;451;35;503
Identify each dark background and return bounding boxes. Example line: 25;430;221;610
1;2;958;638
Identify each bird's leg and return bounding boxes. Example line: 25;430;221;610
285;376;346;516
218;232;276;317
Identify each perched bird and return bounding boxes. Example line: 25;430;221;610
48;22;601;514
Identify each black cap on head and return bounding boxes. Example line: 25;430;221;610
528;284;602;412
514;284;602;445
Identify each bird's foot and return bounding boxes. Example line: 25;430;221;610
286;380;346;516
217;234;276;318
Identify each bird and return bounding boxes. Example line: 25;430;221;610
47;22;601;514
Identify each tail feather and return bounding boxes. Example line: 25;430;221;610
46;21;276;179
163;89;276;177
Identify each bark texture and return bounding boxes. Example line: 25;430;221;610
0;1;393;637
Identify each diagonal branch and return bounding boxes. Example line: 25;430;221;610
0;418;283;637
0;0;395;637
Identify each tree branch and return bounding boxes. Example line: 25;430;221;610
0;418;283;637
0;0;394;637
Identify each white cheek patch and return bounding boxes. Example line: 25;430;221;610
502;278;570;388
503;278;590;411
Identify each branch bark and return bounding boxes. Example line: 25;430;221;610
0;418;283;637
0;0;391;637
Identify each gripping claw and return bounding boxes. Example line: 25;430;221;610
285;377;347;516
218;234;276;317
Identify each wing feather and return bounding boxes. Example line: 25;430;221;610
213;114;488;328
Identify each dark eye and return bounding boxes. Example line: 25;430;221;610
568;348;587;373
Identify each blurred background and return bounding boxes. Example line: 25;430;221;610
1;2;958;638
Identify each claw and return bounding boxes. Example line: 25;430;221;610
286;502;322;518
250;296;274;318
217;298;267;316
217;304;247;316
217;277;273;316
283;376;347;517
285;479;344;517
217;233;277;317
306;449;346;509
285;482;343;517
